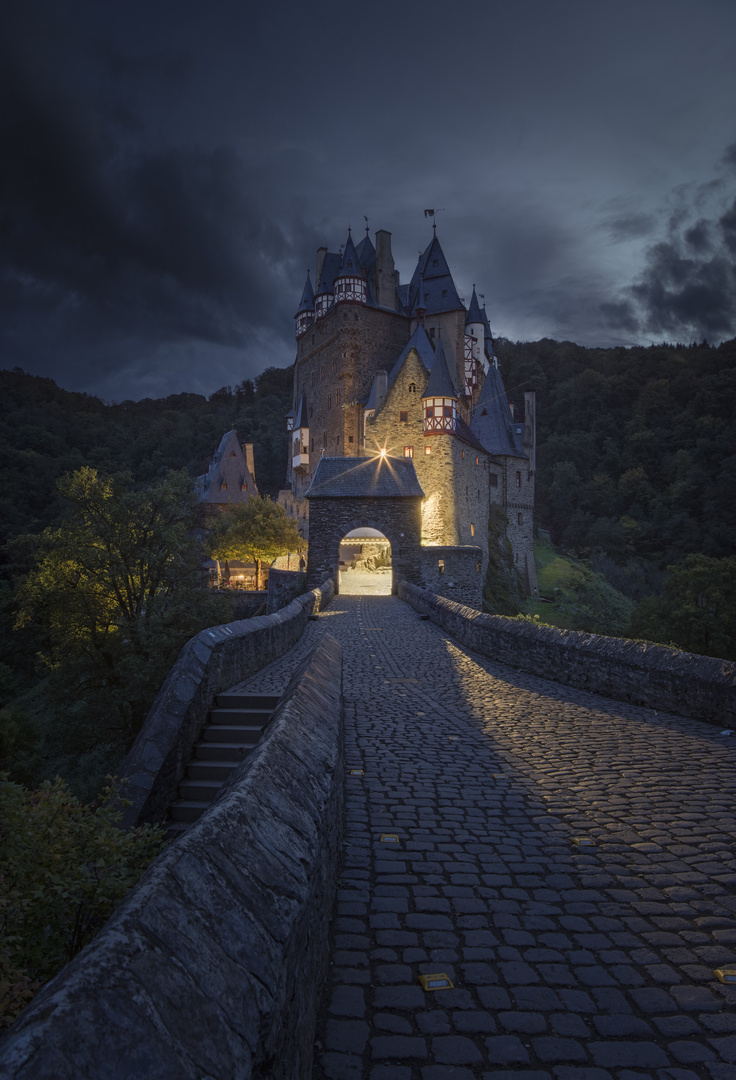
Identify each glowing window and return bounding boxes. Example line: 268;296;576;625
471;523;475;537
438;559;444;573
425;445;431;455
408;382;417;393
404;446;414;458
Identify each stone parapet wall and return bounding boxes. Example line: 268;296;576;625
399;580;736;725
420;545;483;610
118;578;334;828
267;568;307;614
0;635;344;1080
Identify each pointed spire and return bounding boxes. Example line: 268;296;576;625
296;270;315;314
337;229;365;278
422;333;458;399
466;285;483;325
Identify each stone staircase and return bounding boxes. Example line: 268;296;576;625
168;691;280;835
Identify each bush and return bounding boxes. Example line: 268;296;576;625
0;774;166;1028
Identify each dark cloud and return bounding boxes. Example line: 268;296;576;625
600;158;736;343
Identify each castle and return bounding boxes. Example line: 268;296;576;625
281;226;537;607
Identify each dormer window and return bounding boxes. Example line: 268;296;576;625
432;259;439;267
408;382;417;394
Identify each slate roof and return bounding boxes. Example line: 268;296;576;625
455;417;489;455
466;286;483;325
386;324;435;389
195;429;258;504
355;231;376;280
306;456;425;499
293;393;308;429
422;334;458;398
315;252;342;296
296;271;315;313
407;234;463;315
337;231;365;278
470;366;525;457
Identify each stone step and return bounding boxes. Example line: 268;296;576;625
187;759;240;780
193;741;254;762
216;692;280;710
178;777;224;801
169;799;209;823
209;707;272;726
200;724;264;744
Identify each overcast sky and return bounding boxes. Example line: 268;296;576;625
1;0;735;401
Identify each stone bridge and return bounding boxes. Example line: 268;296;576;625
1;587;735;1079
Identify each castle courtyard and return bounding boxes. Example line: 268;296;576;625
231;593;736;1079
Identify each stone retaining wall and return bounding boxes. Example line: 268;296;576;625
0;635;344;1080
399;580;736;725
118;578;334;828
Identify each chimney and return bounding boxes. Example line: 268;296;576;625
374;230;396;309
523;392;536;473
243;443;258;491
375;370;388;412
316;246;327;285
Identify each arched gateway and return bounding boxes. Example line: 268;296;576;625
305;456;424;594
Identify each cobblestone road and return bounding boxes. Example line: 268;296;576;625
234;593;736;1080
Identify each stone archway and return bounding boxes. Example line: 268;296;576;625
304;456;425;593
337;525;392;595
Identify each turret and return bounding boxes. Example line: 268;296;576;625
295;271;315;337
333;229;367;304
422;334;458;435
464;286;485;393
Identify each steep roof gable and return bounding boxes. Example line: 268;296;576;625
466;286;483;325
196;429;258;504
387;324;435;388
422;334;458;398
407;234;463;315
296;271;315;313
470;366;525;458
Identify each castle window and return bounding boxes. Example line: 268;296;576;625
336;389;341;406
462;450;465;460
516;471;522;488
471;523;475;537
518;512;523;525
438;558;444;573
327;394;332;410
332;358;337;372
490;473;498;487
399;411;408;422
230;451;237;457
442;289;447;298
425;445;431;455
443;405;452;418
404;446;414;458
408;382;417;393
311;372;316;386
429;327;436;339
432;259;439;267
349;435;354;443
475;456;479;466
476;561;481;573
220;482;227;491
321;366;325;379
426;406;434;418
241;483;248;491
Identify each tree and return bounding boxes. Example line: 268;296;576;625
627;554;736;660
206;496;304;590
14;468;230;751
0;774;165;1027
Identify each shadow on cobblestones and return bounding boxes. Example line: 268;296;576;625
232;593;736;1080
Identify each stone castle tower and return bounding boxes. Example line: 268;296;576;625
281;227;538;604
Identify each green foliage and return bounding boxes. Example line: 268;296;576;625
482;507;524;616
522;533;635;636
9;468;230;794
627;554;736;660
0;774;165;1027
206;496;303;590
496;337;736;568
